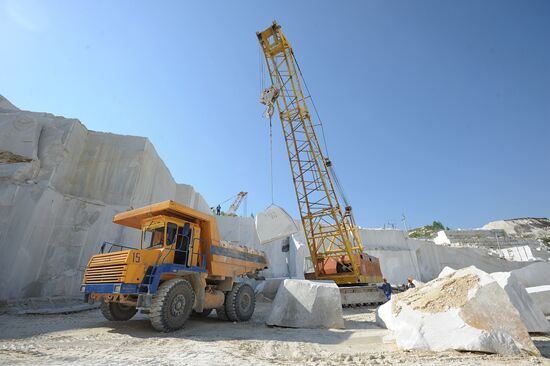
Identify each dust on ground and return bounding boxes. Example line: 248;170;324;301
393;274;480;315
0;302;548;365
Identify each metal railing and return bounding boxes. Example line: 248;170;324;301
96;238;207;272
99;241;136;254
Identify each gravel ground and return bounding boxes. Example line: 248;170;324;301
0;303;548;365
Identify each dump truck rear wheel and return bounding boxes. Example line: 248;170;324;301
149;278;195;332
100;301;137;321
216;306;228;321
192;308;213;318
225;283;255;322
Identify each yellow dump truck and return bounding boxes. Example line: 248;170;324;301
81;200;267;332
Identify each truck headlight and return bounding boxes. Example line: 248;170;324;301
80;285;86;293
114;284;121;293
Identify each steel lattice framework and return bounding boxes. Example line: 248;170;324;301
257;22;367;284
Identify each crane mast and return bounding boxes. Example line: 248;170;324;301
257;22;381;285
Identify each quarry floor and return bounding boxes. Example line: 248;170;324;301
0;302;549;366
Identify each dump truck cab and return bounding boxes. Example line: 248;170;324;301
81;201;267;331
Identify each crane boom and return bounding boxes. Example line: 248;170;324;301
257;21;382;285
227;191;248;215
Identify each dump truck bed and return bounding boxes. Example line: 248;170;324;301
113;200;216;232
112;200;267;277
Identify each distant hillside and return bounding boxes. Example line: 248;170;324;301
483;218;550;242
408;221;449;239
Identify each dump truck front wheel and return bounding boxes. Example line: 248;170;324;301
149;278;195;332
100;301;137;321
225;283;255;322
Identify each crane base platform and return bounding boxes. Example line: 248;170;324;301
339;285;387;307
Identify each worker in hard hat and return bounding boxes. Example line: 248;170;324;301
406;277;416;290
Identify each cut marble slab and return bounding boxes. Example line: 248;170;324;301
255;205;298;244
266;279;344;329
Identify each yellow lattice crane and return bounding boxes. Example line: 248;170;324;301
257;22;385;304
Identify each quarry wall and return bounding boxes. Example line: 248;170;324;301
0;95;543;303
0;96;209;301
359;229;529;284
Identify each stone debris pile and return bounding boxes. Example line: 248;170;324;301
376;266;542;356
438;266;550;333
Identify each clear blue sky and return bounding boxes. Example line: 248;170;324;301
1;0;549;229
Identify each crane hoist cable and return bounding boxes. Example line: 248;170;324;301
290;51;331;159
269;117;274;205
260;41;352;209
291;49;353;214
259;44;279;206
259;83;279;206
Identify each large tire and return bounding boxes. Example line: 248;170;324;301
192;308;213;318
149;278;195;332
100;301;137;321
225;283;255;322
216;306;228;321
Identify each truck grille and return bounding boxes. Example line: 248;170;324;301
84;252;129;283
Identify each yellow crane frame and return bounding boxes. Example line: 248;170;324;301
257;21;372;284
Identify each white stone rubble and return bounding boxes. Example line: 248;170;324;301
437;266;456;278
376;266;540;355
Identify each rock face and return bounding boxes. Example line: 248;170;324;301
511;262;550;288
0;96;210;302
527;286;550;315
359;229;531;286
376;266;540;355
266;279;344;329
490;271;550;333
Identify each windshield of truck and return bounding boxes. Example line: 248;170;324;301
143;224;165;249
